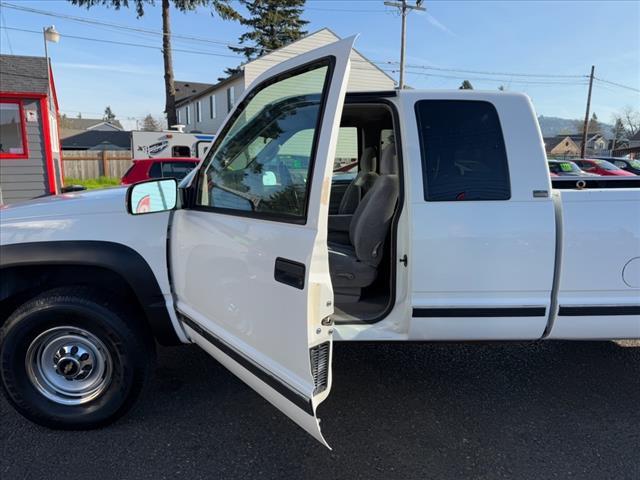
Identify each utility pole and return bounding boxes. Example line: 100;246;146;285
384;0;425;89
580;65;595;158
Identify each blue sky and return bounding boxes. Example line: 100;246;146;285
1;0;638;130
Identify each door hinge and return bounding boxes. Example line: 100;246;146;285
399;254;408;267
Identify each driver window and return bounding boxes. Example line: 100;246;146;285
197;62;331;221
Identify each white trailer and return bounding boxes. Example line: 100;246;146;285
131;130;214;159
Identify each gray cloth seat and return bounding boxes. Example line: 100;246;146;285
328;143;399;301
337;147;378;215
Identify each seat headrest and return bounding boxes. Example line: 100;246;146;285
360;146;377;173
380;143;397;175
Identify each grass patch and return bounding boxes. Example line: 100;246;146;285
64;177;121;190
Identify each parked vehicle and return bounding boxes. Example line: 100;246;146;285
593;157;640;175
572;158;636;176
547;159;596;176
121;157;200;185
1;38;639;448
131;130;214;160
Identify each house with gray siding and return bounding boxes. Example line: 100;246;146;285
0;54;63;204
175;28;396;135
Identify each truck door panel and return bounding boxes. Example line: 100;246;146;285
407;95;557;340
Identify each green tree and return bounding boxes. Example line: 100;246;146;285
103;106;116;121
589;112;601;134
219;0;308;77
611;118;628;150
459;80;474;90
69;0;232;127
141;114;161;131
613;105;640;138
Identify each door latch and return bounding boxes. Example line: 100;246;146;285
399;254;408;267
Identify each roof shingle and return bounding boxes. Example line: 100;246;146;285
0;54;49;94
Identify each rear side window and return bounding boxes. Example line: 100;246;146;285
161;161;197;180
149;162;162;178
415;100;510;201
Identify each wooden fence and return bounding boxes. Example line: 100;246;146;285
63;151;133;180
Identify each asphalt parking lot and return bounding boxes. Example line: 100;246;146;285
2;339;639;479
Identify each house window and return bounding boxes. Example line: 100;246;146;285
177;109;181;124
196;101;202;123
186;105;191;124
0;100;28;159
209;95;216;119
226;87;235;113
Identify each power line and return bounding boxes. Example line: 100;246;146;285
0;2;391;68
593;77;640;94
402;69;589;86
0;9;13;54
0;26;394;75
395;63;588;79
3;0;618;83
0;1;241;48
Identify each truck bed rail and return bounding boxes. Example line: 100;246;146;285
552;177;640;189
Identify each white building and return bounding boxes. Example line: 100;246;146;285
175;28;396;134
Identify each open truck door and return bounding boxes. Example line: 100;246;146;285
170;37;356;447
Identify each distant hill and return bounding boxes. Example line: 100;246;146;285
538;115;613;139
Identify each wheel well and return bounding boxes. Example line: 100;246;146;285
1;265;150;335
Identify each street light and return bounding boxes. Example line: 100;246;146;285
44;25;60;44
43;25;60;109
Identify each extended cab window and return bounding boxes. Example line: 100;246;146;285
415;100;510;201
197;61;330;220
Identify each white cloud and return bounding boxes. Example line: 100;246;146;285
418;12;457;37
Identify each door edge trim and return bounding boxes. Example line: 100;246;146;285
180;315;314;415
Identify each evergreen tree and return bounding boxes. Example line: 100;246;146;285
611;118;628;149
141;114;161;131
103;106;116;121
459;80;474;90
588;112;601;134
220;0;308;77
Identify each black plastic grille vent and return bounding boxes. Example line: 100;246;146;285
310;342;330;395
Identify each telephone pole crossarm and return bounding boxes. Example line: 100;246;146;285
384;0;426;89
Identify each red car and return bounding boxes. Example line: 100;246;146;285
572;159;636;176
121;157;200;185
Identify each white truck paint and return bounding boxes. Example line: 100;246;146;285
1;37;638;447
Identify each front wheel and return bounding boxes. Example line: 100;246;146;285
0;287;155;429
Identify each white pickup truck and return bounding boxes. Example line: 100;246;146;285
1;38;639;447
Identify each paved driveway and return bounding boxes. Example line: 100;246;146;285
2;340;639;479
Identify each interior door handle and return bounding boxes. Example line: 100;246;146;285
274;257;306;290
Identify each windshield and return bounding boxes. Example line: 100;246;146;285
549;161;582;173
594;159;619;171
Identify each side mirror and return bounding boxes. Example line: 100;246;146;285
126;178;177;215
262;171;277;186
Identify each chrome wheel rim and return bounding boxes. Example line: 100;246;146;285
25;326;113;405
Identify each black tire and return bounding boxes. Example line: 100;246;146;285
0;287;156;429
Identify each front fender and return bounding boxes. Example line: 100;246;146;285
0;241;181;345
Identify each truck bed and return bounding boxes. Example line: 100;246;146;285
549;188;640;339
